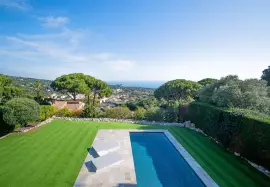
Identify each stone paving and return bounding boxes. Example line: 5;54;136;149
73;130;137;187
73;129;218;187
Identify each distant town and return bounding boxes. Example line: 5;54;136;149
9;75;154;109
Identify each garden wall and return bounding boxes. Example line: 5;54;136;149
53;117;184;126
183;101;270;170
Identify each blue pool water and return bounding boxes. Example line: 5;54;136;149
130;132;205;187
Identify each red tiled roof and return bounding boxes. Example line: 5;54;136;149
52;101;84;110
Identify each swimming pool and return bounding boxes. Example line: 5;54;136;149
130;132;205;187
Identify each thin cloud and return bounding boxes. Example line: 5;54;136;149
106;60;135;72
38;16;70;28
0;0;31;11
0;23;136;79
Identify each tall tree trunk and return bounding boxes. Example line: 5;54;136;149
87;94;90;105
73;93;76;101
36;90;40;103
92;91;97;119
178;104;181;123
92;92;96;106
178;99;183;123
37;90;40;98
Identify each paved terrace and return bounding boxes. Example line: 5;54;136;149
74;130;137;187
73;130;218;187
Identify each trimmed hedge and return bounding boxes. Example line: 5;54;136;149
183;101;270;170
103;107;133;119
40;105;58;121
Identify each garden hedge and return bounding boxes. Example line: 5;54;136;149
183;101;270;170
40;105;58;121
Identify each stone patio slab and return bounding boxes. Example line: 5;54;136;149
92;140;120;157
92;152;123;171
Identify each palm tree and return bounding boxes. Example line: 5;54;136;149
34;80;43;102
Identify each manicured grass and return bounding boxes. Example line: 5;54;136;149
169;127;270;187
0;120;269;187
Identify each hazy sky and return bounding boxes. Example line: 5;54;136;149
0;0;269;81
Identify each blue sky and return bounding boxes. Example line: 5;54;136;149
0;0;270;81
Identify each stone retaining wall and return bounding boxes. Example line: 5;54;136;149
54;117;185;126
14;118;54;133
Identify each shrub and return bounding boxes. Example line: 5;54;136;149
40;105;57;121
137;97;158;109
103;107;133;119
133;107;146;120
3;98;40;127
183;101;270;170
56;107;72;117
144;107;165;121
126;101;139;111
0;106;14;136
71;109;82;117
162;101;179;122
81;104;95;118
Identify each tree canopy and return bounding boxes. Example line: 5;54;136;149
0;74;23;104
92;79;112;104
154;79;201;103
0;74;12;87
198;75;270;114
51;73;89;100
137;97;158;109
34;80;43;97
198;78;217;86
81;75;96;105
261;66;270;86
154;79;201;122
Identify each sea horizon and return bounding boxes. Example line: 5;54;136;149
107;80;165;89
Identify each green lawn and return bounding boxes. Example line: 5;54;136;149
0;120;269;187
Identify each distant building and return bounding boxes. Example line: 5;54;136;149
52;100;85;110
99;97;109;104
60;95;66;99
67;93;85;100
50;93;57;99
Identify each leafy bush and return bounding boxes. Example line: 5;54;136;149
54;107;82;118
183;101;270;170
40;105;57;121
56;107;73;117
198;75;270;114
211;84;242;107
163;102;179;122
3;98;40;127
133;107;146;120
126;101;139;111
137;97;158;109
144;107;165;121
0;106;14;136
103;107;133;119
81;104;95;118
71;109;82;117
